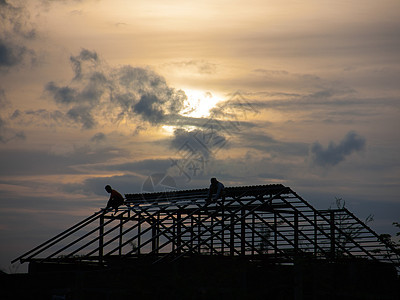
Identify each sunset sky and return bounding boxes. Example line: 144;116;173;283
1;0;399;272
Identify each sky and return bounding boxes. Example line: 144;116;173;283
0;0;399;273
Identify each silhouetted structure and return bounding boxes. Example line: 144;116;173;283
9;184;400;299
13;184;400;270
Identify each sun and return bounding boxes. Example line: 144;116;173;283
181;89;223;118
162;89;223;135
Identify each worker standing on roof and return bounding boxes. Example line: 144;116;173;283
207;178;225;202
104;185;125;215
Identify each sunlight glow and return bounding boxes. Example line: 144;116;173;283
162;125;176;135
182;89;222;118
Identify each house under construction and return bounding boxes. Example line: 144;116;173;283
13;184;399;270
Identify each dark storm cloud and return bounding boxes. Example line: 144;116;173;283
310;131;366;167
0;0;37;70
45;49;188;129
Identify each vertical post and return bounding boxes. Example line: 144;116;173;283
211;215;214;255
119;216;123;256
137;216;141;255
190;216;194;251
221;200;225;255
274;212;278;260
172;216;175;252
151;217;157;254
241;208;246;256
197;213;201;254
99;214;104;263
176;211;181;254
157;213;160;252
294;211;299;255
251;213;255;256
230;214;235;256
314;211;317;256
330;210;335;260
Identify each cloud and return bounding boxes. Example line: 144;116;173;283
97;159;173;176
90;132;106;143
57;158;181;198
0;39;29;67
0;88;6;105
228;87;396;126
45;49;188;129
0;89;25;142
66;105;96;129
8;108;73;130
209;91;260;122
310;131;366;167
62;173;145;198
44;82;78;105
0;145;128;176
0;115;25;144
165;59;218;75
0;0;37;70
170;128;228;159
236;130;309;157
70;48;99;80
133;94;167;124
115;65;187;116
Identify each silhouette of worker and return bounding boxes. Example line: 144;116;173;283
207;178;225;202
105;185;124;214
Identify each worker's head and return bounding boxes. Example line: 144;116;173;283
210;178;217;184
105;185;112;193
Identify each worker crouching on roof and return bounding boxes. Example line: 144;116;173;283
105;185;125;214
207;178;225;203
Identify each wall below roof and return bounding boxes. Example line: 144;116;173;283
2;257;399;299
